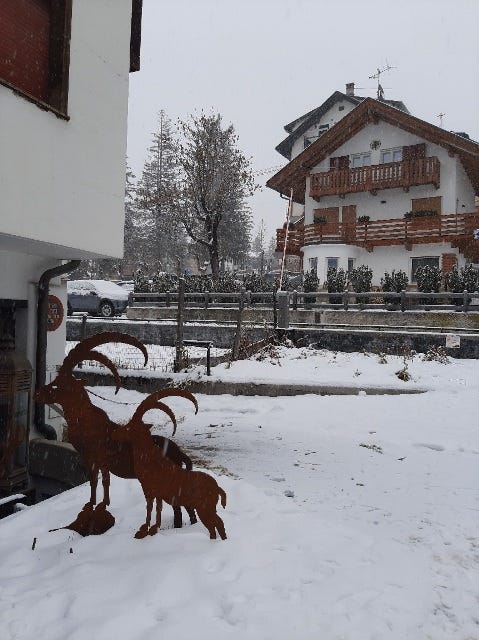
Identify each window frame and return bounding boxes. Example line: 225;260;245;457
351;152;371;168
0;0;72;120
380;148;403;164
327;257;339;272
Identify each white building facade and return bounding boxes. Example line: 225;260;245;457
0;0;142;437
270;90;479;286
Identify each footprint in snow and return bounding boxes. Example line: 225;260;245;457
414;443;445;451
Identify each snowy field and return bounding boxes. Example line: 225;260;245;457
1;346;479;639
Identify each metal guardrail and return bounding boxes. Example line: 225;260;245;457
130;289;479;314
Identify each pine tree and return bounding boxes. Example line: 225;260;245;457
136;111;187;274
170;112;255;280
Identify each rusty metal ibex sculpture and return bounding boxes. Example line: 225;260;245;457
113;395;227;540
36;332;198;535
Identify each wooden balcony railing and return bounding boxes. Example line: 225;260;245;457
276;227;304;255
301;211;479;250
309;157;440;200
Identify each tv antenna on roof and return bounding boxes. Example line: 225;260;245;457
369;62;396;100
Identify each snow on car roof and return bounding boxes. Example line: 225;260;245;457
68;280;128;300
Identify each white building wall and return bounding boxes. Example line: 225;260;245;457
0;0;133;259
303;242;464;286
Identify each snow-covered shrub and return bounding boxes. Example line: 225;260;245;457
325;267;347;303
444;264;478;293
349;265;372;293
422;346;449;364
415;265;442;304
381;270;409;293
134;268;151;293
152;272;178;293
303;268;319;304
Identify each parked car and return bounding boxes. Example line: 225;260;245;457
115;280;135;292
67;280;129;317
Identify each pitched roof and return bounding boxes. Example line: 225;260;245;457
267;97;479;204
276;91;409;159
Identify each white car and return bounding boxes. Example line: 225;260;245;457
67;280;129;318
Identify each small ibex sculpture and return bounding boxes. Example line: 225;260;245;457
35;332;198;534
113;394;227;540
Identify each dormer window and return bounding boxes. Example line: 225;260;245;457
304;125;329;149
351;153;371;168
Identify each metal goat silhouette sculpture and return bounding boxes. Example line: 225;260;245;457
35;332;228;539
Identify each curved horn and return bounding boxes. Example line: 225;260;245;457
83;350;121;393
132;389;198;435
145;401;178;435
61;332;148;375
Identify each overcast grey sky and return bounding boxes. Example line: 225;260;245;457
127;0;479;242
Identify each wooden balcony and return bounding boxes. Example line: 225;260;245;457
276;227;304;255
309;157;440;200
301;211;479;257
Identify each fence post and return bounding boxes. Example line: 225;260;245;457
272;287;278;329
245;290;251;307
343;290;349;311
204;291;209;310
174;278;185;372
206;342;212;376
277;291;290;329
77;313;88;369
165;291;171;307
292;289;298;311
400;290;406;312
232;288;246;360
463;289;470;312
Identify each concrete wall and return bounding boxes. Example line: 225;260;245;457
0;0;132;260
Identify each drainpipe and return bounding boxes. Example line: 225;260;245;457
34;260;81;440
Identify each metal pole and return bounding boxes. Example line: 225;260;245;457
175;278;185;371
279;187;293;292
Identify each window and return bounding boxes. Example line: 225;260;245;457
330;155;349;170
411;257;439;282
0;0;72;117
304;125;329;149
327;257;339;271
347;258;355;273
309;257;318;273
351;153;371;168
381;148;403;164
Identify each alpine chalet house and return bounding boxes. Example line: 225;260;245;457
0;0;142;498
268;84;479;285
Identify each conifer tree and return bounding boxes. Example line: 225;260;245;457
136;110;187;273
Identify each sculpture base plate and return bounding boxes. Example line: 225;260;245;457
51;505;115;536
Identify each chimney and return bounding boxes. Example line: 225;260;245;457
345;82;355;97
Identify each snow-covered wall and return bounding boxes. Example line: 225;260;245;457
0;0;133;259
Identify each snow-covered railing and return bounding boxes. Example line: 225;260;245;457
129;289;479;313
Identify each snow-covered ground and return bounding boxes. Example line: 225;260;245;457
1;346;479;639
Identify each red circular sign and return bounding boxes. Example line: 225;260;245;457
47;295;64;332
